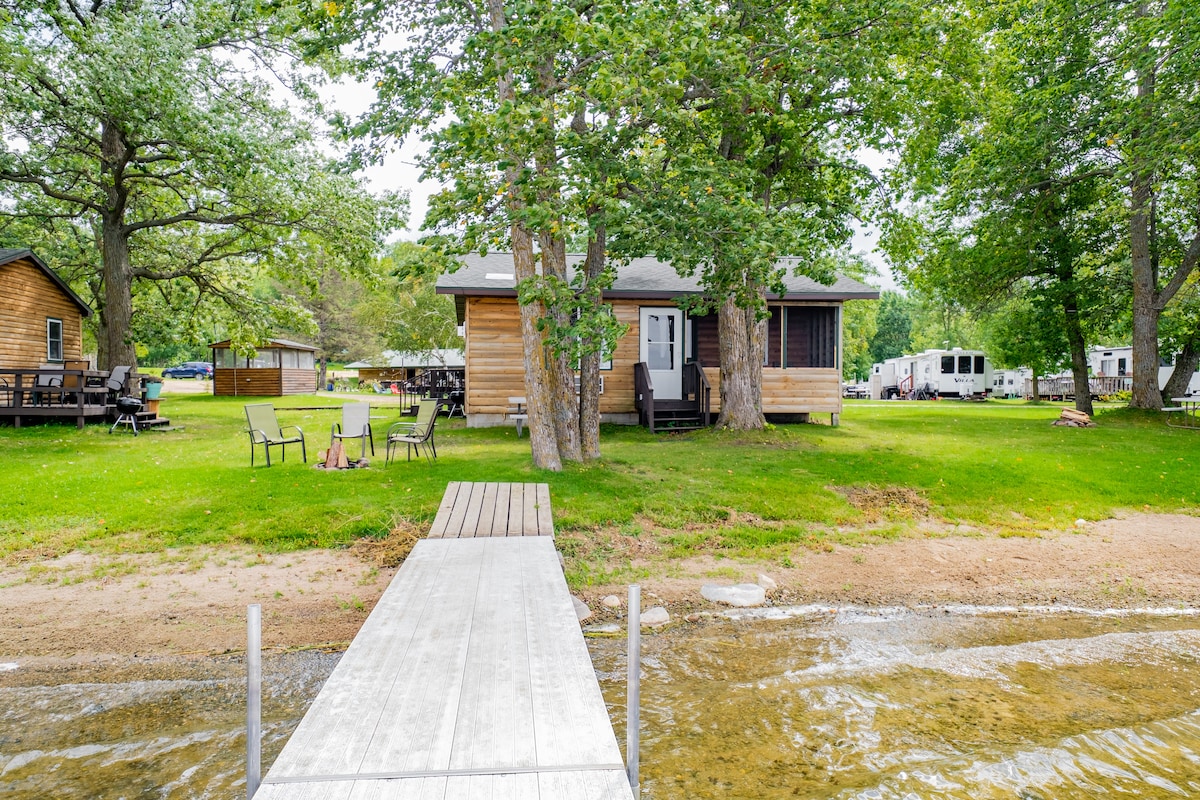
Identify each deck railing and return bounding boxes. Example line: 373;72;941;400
0;368;112;409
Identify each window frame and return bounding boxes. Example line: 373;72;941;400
46;317;63;362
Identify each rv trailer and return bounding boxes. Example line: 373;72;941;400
871;349;993;399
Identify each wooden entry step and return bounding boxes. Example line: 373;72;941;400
428;481;554;539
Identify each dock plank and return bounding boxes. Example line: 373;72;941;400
491;482;511;536
460;482;485;538
476;482;498;536
428;481;461;538
507;483;524;535
535;483;553;536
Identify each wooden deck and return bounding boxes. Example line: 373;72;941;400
255;482;631;800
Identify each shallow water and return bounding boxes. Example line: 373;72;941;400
0;652;340;799
2;609;1198;798
590;607;1200;799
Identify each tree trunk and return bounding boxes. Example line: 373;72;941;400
1130;166;1163;409
487;0;558;471
100;215;136;370
539;234;582;463
578;224;606;461
715;294;765;430
1128;26;1162;410
514;227;562;471
1162;333;1200;402
1030;373;1041;403
99;119;136;371
1063;294;1093;415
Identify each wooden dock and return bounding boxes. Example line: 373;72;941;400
255;482;631;800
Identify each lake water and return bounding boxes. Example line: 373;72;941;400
2;607;1198;798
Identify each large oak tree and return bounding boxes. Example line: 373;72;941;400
0;0;401;369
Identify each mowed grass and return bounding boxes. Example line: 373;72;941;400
1;394;1197;581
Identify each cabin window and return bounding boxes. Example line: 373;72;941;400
941;356;954;374
958;355;971;374
974;355;985;374
299;350;315;369
1117;357;1127;376
46;318;63;362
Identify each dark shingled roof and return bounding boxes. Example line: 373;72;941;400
436;253;880;301
0;248;93;317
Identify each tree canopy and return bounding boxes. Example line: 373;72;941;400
0;0;403;368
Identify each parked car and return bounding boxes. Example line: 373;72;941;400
842;382;871;399
163;361;213;379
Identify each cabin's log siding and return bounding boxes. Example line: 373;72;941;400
464;297;639;416
214;367;316;396
699;366;842;414
465;296;842;420
0;257;84;368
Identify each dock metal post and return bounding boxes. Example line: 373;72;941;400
247;604;262;799
626;585;641;795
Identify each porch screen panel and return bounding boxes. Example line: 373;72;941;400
783;307;836;368
691;314;720;366
766;307;783;367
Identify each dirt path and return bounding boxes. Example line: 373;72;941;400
1;512;1198;664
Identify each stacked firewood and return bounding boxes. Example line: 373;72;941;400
1053;408;1095;427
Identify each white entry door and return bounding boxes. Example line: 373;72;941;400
640;307;683;400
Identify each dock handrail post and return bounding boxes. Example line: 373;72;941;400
626;584;641;795
247;604;262;799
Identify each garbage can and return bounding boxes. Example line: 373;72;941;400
144;378;163;400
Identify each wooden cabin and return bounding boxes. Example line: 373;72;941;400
0;249;90;369
210;338;318;396
436;254;879;428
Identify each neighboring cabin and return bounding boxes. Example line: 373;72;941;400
0;248;91;369
436;254;878;427
210;338;318;396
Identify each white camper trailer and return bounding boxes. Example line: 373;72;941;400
992;368;1033;399
872;349;993;399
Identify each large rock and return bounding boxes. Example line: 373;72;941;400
601;594;623;608
572;596;593;622
701;583;766;607
757;573;778;591
639;606;670;627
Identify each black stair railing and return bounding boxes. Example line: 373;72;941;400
633;362;655;432
682;360;711;427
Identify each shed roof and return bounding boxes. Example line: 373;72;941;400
345;349;466;369
209;338;318;351
435;253;880;301
0;248;93;317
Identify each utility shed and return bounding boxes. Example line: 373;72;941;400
210;338;317;396
0;249;90;369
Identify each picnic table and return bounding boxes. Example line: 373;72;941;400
1166;397;1200;428
507;396;527;437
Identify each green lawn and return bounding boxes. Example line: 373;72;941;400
1;394;1196;585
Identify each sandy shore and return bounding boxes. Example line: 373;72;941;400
2;512;1198;664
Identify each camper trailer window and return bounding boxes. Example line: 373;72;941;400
1118;358;1128;376
974;355;985;374
958;356;971;374
941;356;954;374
